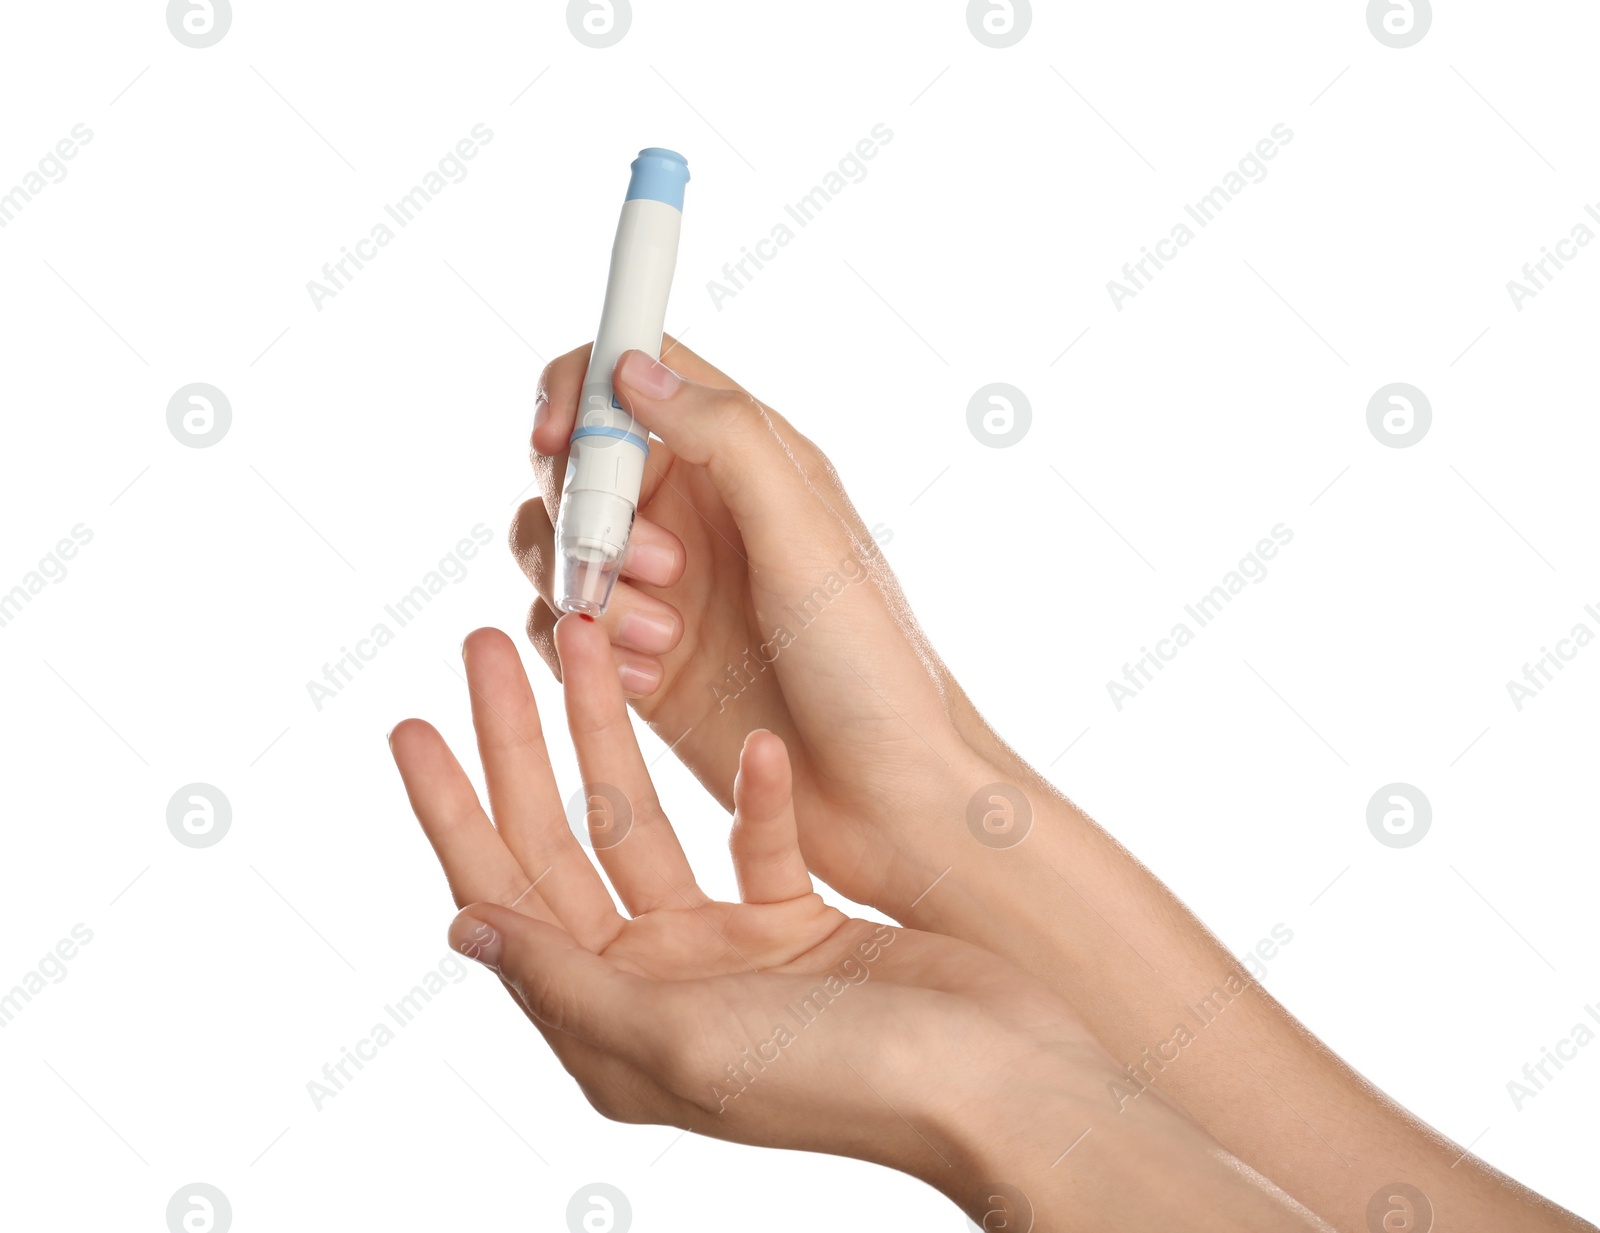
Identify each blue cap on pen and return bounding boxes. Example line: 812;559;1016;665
625;147;690;210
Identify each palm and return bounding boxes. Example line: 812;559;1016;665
599;892;848;980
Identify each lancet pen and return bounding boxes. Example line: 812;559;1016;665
555;147;690;616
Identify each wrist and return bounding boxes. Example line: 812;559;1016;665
918;1039;1328;1232
843;743;1007;921
896;754;1091;940
917;1039;1090;1223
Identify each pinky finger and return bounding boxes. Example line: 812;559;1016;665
729;730;813;904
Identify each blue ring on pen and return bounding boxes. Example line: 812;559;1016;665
571;425;650;451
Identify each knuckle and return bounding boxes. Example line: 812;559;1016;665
805;445;843;492
534;359;563;403
764;406;838;483
786;427;839;484
705;386;754;431
508;503;554;584
540;341;591;390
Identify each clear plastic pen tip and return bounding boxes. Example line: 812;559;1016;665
559;551;623;617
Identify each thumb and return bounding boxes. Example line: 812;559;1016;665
611;349;853;568
730;730;814;904
449;904;656;1063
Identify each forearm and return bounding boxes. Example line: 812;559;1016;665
904;753;1592;1233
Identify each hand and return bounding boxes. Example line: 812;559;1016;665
387;618;1069;1174
513;341;1017;918
387;619;1319;1231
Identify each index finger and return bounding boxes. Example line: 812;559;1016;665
554;613;706;916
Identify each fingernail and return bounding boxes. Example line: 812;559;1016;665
623;539;676;586
617;610;677;654
618;660;661;696
449;912;502;970
618;350;681;399
532;393;549;434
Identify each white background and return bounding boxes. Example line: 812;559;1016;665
1;1;1596;1229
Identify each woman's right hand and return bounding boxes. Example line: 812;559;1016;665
512;341;1023;919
